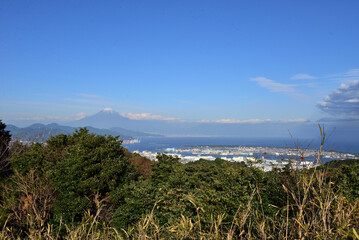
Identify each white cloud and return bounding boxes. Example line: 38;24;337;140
68;113;89;120
120;112;183;121
317;80;359;116
279;118;308;123
198;118;308;124
345;98;359;103
291;74;316;80
250;77;295;93
198;119;267;124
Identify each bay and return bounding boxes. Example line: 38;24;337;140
123;136;359;154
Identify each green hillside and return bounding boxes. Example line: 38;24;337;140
0;125;358;239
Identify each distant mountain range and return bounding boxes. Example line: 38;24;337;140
65;109;318;138
5;109;359;144
6;122;160;142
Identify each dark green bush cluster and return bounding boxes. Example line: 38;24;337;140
0;128;148;232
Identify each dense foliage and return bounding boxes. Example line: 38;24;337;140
0;126;358;239
0;120;11;177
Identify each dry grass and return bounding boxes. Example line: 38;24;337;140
0;201;123;240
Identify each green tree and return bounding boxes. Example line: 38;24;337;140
47;128;138;223
0;120;11;177
6;128;141;226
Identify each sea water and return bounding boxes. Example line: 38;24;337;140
123;137;359;155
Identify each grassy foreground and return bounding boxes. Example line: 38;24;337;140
0;127;358;239
1;168;358;239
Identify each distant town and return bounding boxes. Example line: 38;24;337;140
134;145;359;171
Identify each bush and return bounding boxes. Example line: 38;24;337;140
0;120;11;178
2;128;141;229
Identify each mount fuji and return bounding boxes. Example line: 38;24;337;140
67;108;194;135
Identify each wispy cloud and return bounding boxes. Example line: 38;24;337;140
77;93;103;99
318;117;359;123
253;69;359;94
16;113;89;122
15;116;47;121
177;100;192;104
250;69;359;100
66;113;90;121
198;118;308;124
120;112;184;121
250;77;295;93
317;80;359;116
327;68;359;83
342;69;359;77
291;73;316;80
66;93;111;105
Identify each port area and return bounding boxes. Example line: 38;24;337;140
133;145;359;171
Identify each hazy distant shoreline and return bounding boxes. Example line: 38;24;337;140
123;136;359;154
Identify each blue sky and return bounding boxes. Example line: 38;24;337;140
1;0;359;125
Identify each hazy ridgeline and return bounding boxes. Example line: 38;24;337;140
0;126;358;239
